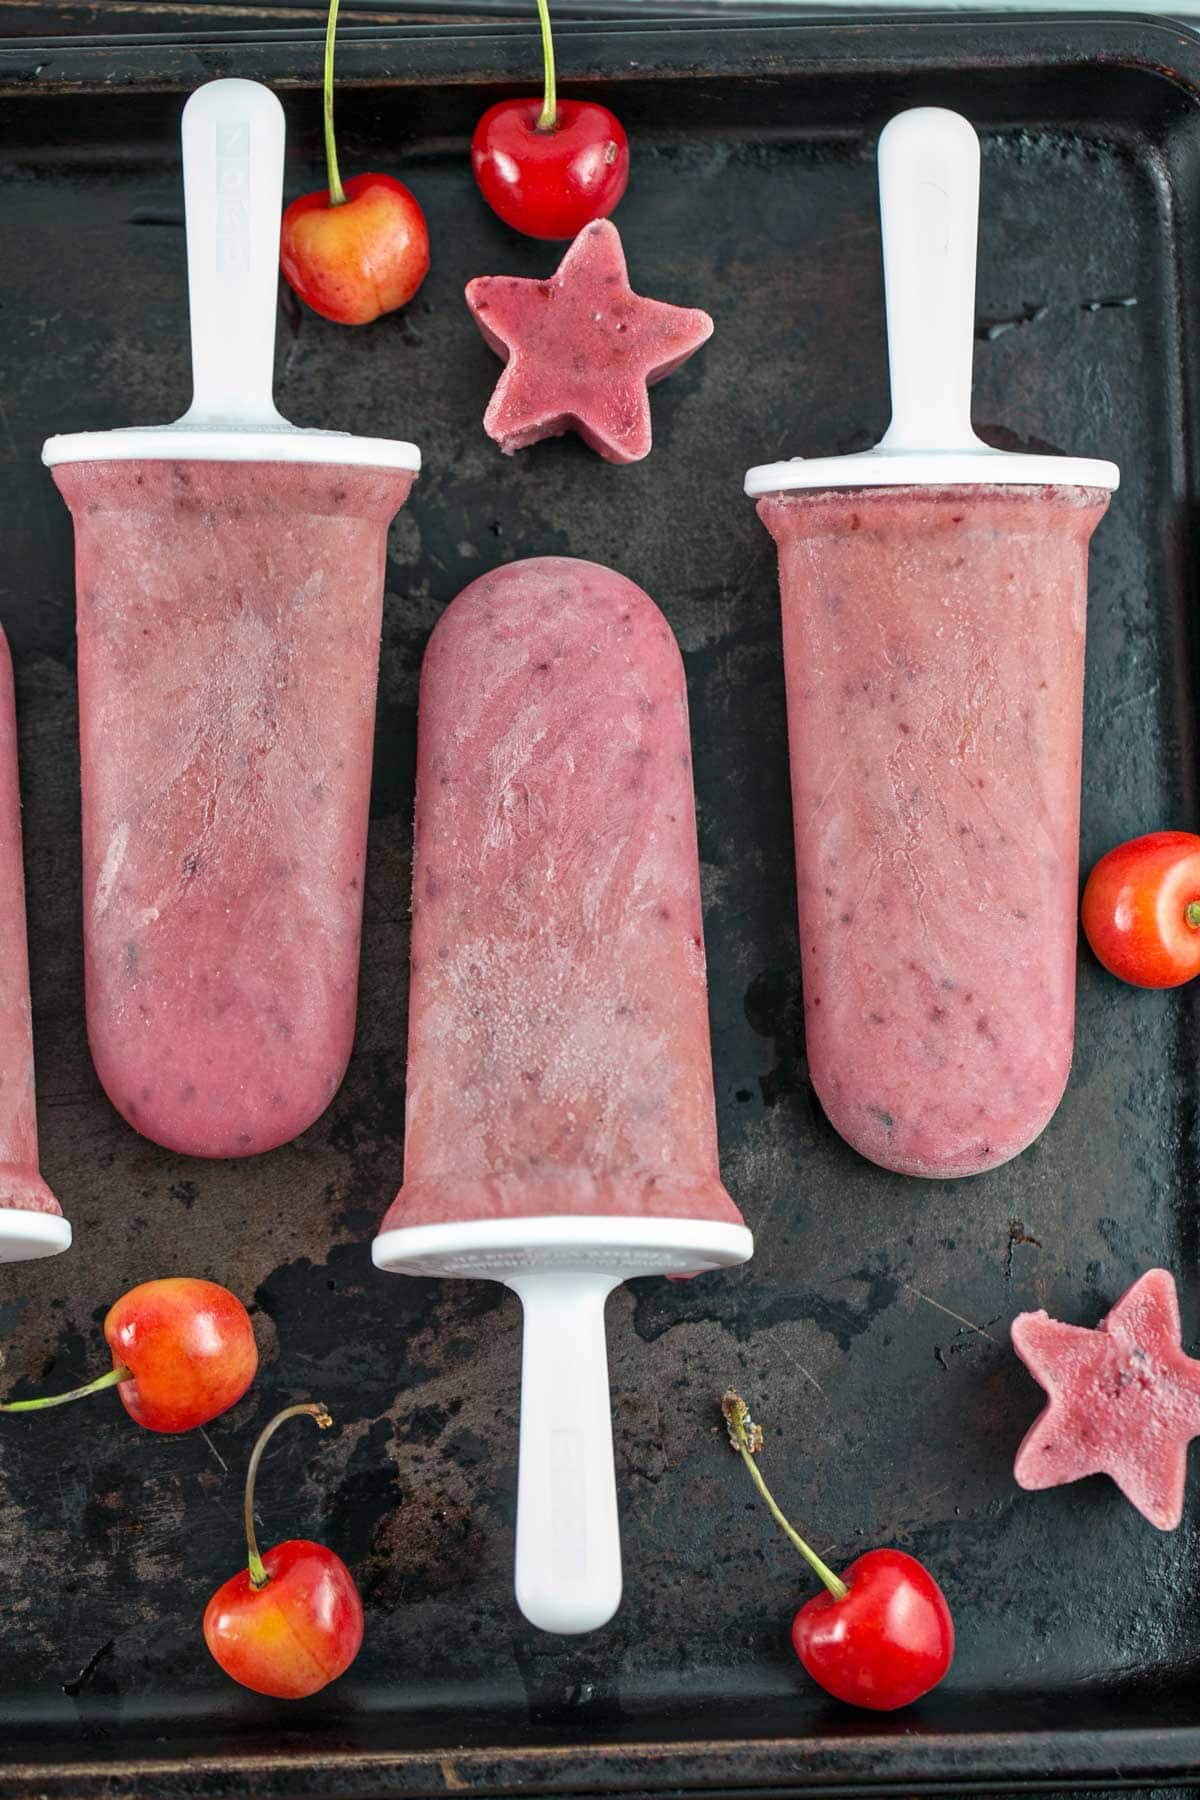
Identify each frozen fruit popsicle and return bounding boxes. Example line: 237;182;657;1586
0;628;71;1260
380;556;741;1232
43;80;419;1158
1012;1270;1200;1531
761;483;1108;1177
466;220;713;463
746;108;1118;1178
52;461;410;1157
374;557;752;1635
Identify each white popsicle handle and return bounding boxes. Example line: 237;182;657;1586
178;79;289;431
506;1271;623;1635
877;107;986;455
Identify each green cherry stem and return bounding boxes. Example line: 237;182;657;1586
245;1402;333;1590
1187;901;1200;930
535;0;558;133
723;1390;849;1602
323;0;347;207
0;1365;131;1413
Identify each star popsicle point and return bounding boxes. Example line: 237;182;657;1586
1012;1268;1200;1530
465;220;714;464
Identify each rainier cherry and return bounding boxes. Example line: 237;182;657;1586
204;1403;363;1699
280;0;430;324
0;1277;257;1433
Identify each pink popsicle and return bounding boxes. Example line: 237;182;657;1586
0;628;62;1217
1012;1270;1200;1530
52;459;413;1158
465;221;714;463
759;484;1110;1178
380;556;742;1233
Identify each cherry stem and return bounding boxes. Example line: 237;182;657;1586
535;0;558;132
0;1364;131;1413
244;1402;333;1591
323;0;347;206
1187;901;1200;930
723;1390;849;1603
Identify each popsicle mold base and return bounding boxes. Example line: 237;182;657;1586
0;1207;72;1263
42;425;420;472
372;1214;754;1281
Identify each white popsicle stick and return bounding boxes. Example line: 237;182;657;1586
876;107;987;456
507;1271;623;1636
177;78;289;432
744;106;1118;495
372;1214;753;1635
44;80;419;471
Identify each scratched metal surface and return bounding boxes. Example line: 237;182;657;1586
0;16;1198;1798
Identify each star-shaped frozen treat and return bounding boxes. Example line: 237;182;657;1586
465;219;714;464
1012;1269;1200;1530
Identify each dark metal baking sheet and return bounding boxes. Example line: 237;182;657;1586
0;13;1198;1796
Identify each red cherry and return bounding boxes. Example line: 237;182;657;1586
205;1538;363;1700
722;1391;954;1714
792;1549;955;1712
470;0;627;241
204;1403;363;1700
472;98;629;241
0;1277;257;1433
1080;829;1200;989
281;174;430;327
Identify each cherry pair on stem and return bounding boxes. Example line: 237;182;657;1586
280;0;629;325
1;1277;360;1699
723;1392;954;1712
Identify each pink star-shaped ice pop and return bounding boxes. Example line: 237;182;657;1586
465;220;714;464
1012;1268;1200;1530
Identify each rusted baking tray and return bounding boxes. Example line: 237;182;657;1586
0;11;1198;1795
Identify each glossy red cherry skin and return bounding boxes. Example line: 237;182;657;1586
471;98;629;240
1081;830;1200;989
792;1549;954;1711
